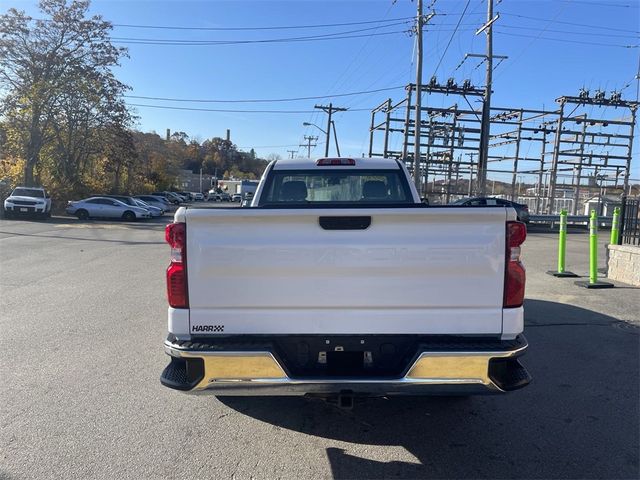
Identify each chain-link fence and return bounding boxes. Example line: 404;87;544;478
421;168;638;215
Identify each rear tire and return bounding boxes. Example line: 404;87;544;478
76;209;89;221
122;211;136;222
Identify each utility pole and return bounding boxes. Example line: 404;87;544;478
401;87;413;160
572;117;588;214
547;99;565;214
299;135;318;158
466;152;475;196
414;0;424;194
476;0;497;196
287;150;296;159
331;121;341;157
412;4;436;195
510;110;523;201
383;98;392;157
535;128;549;215
314;103;347;157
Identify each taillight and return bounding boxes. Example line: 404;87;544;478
504;221;526;308
165;223;188;308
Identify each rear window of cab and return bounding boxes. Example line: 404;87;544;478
259;169;413;205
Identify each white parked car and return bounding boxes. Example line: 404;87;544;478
66;197;151;221
3;186;52;219
191;192;205;201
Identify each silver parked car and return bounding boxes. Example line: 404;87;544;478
133;198;163;217
135;195;170;211
66;197;151;221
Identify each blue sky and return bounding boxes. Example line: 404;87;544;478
3;0;639;177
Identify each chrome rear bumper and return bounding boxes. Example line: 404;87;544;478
161;335;530;396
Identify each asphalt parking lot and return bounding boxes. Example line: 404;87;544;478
0;213;638;479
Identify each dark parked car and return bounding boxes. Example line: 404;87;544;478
174;191;194;201
450;197;530;223
153;192;182;205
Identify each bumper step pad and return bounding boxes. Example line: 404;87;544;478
160;356;204;391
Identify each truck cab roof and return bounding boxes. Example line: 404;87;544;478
272;157;401;171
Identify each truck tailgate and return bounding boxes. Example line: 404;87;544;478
185;207;511;335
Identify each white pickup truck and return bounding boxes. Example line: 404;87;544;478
161;157;530;401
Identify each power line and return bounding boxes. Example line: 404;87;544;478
493;1;572;79
557;0;637;8
113;30;408;46
495;30;639;48
237;144;301;149
124;85;405;104
319;0;398;107
108;16;415;31
498;23;640;39
431;0;472;77
112;21;410;42
294;6;402;158
126;103;371;113
110;23;412;46
500;12;640;34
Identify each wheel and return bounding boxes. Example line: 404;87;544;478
76;209;89;221
3;210;12;220
122;211;136;222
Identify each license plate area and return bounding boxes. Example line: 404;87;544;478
271;336;418;378
326;351;365;376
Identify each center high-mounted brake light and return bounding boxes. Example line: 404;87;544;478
316;158;356;166
504;221;527;308
165;222;188;308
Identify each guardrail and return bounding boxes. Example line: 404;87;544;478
529;215;613;227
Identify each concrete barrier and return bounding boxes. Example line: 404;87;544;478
607;244;640;286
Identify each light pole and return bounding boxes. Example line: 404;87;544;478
303;121;341;157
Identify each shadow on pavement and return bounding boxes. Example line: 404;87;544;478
1;214;168;227
0;230;164;245
218;300;639;479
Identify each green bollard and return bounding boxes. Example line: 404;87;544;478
589;210;598;283
575;210;613;289
610;206;621;245
547;209;577;277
